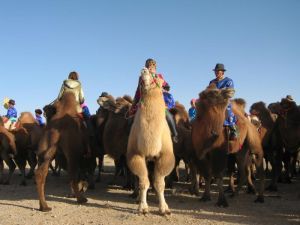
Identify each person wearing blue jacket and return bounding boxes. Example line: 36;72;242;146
2;99;17;130
209;63;238;140
5;99;17;122
163;85;175;110
163;84;178;143
35;109;45;127
81;103;91;119
188;99;197;122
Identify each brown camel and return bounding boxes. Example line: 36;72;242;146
0;112;42;185
127;68;175;215
250;101;283;191
168;103;196;187
192;84;264;207
275;98;300;182
98;94;133;186
7;112;43;186
0;117;17;184
35;92;89;212
90;94;116;182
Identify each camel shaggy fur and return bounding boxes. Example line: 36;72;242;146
127;68;175;215
192;84;264;207
35;92;89;212
250;101;283;191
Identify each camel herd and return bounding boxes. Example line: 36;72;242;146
0;68;299;215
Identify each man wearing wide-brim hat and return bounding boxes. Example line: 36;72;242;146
209;63;238;140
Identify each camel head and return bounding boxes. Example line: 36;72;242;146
140;67;164;93
268;102;281;115
195;85;235;139
250;115;262;128
115;96;132;114
199;84;235;108
43;104;56;122
97;94;116;111
233;98;247;111
280;98;297;111
169;102;190;129
250;101;267;116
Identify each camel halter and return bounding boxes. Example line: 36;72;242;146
139;73;162;104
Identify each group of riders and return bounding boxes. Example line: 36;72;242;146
2;58;242;141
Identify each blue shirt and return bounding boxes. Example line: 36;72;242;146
209;77;236;126
163;92;175;110
6;107;17;119
188;107;196;121
209;77;234;89
36;115;45;126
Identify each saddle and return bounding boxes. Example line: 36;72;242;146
2;117;17;131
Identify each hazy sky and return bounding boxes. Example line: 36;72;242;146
0;0;299;116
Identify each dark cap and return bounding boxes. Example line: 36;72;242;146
8;99;15;105
35;109;43;115
100;92;109;97
213;63;226;72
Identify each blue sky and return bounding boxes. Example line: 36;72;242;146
0;0;299;116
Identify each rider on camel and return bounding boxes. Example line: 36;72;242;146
209;63;238;140
129;58;178;143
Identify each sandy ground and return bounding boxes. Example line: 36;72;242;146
0;157;299;225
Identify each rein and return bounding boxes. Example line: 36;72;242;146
140;73;162;104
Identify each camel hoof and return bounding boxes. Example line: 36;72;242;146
77;196;88;204
254;195;264;203
189;187;200;196
138;207;149;215
200;195;211;202
160;208;171;216
40;206;52;212
216;198;229;207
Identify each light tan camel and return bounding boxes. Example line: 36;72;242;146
127;68;175;215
